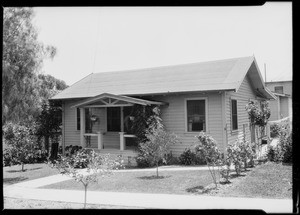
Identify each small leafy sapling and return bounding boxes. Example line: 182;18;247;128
51;149;124;208
195;132;223;188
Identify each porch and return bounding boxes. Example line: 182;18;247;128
70;93;167;154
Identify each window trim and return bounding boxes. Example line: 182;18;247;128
231;98;238;131
184;97;208;133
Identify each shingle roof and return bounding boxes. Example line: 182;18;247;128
51;56;274;100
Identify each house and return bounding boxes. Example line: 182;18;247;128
265;80;292;121
51;56;276;163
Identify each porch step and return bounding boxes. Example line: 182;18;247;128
86;148;138;167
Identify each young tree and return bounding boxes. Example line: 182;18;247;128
194;132;223;187
139;127;180;177
51;150;124;208
3;7;57;124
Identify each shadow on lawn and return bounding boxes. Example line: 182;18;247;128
186;185;217;194
3;177;28;185
137;175;171;180
6;167;42;173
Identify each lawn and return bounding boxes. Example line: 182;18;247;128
3;163;59;186
42;169;213;195
206;162;292;199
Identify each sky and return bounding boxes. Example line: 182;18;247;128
32;3;292;86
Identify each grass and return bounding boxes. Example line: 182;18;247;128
4;197;143;209
206;162;292;199
3;163;59;186
41;170;213;195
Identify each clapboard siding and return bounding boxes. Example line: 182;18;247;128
63;99;82;146
151;92;223;156
225;74;259;146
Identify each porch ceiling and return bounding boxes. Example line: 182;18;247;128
71;93;167;108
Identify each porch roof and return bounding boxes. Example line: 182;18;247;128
71;93;167;108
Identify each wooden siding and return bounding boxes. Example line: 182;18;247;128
268;99;280;121
225;74;259;147
151;92;223;156
63;99;81;147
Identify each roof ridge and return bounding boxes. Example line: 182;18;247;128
92;56;254;75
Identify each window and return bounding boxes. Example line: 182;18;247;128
76;108;91;131
107;107;121;132
231;99;238;130
274;86;283;94
186;99;206;132
76;108;80;130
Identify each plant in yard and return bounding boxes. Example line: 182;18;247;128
179;148;206;165
2;122;41;170
194;132;223;188
51;149;124;208
137;127;180;177
245;101;270;157
35;101;62;156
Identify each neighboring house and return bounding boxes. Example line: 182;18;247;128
265;81;292;121
51;56;276;162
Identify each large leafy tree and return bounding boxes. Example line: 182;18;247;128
3;7;57;124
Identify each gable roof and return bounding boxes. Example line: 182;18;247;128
51;56;275;100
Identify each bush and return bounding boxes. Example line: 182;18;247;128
266;125;292;164
270;123;281;138
178;148;206;165
2;122;47;169
179;148;195;165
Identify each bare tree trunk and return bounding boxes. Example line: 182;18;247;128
156;161;159;178
44;136;50;156
21;163;25;172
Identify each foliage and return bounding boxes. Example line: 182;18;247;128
136;127;180;177
267;133;292;164
130;105;163;143
245;101;270;127
2;122;47;170
178;148;206;165
194;132;223;187
35;100;63;154
270;123;281;138
50;150;124;208
2;7;58;124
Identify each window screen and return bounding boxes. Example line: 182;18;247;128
187;100;206;132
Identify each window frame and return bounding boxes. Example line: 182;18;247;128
184;97;208;133
231;99;238;131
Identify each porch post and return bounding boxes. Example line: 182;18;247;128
97;131;103;149
80;108;86;147
119;132;125;151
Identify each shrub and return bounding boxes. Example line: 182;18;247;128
2;122;46;169
270;123;281;138
178;148;206;165
195;132;223;187
179;148;195;165
280;133;292;163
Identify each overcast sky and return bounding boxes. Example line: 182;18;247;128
33;3;292;86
